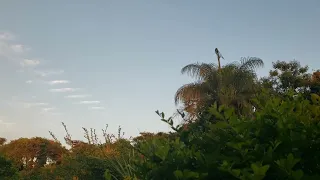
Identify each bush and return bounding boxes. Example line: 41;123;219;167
132;92;320;179
0;155;19;179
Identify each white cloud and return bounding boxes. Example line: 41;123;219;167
26;80;33;84
0;42;27;61
33;102;49;106
25;102;49;108
50;88;77;93
34;70;64;77
0;32;15;40
48;80;69;85
8;101;49;109
11;44;28;53
89;106;105;110
65;94;91;99
20;59;40;67
78;101;100;104
42;107;55;112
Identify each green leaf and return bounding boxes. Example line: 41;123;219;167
183;170;199;178
104;170;112;180
251;163;270;180
287;154;300;169
230;169;241;178
311;94;320;105
292;170;304;180
154;143;170;161
214;121;229;129
174;170;183;179
275;154;300;172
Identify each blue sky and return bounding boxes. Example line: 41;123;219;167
1;0;320;141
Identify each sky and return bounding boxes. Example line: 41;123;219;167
0;0;320;142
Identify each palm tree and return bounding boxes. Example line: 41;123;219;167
175;51;264;119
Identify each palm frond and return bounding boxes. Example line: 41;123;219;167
174;82;204;105
181;63;217;80
239;57;264;71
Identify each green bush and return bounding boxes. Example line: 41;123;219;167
0;155;19;180
132;92;320;179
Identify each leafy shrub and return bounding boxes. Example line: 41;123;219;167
131;92;320;179
0;154;19;179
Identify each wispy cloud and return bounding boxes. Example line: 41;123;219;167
42;107;55;112
20;59;40;67
0;32;15;40
78;101;100;104
89;106;105;110
65;94;91;99
50;88;77;93
11;44;28;53
26;102;49;108
0;32;28;62
7;100;49;108
26;80;33;84
47;80;69;85
34;70;64;77
32;102;49;106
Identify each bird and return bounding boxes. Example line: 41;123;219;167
215;48;224;70
215;48;224;60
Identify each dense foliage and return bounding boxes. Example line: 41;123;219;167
1;58;320;179
0;155;19;179
132;92;320;180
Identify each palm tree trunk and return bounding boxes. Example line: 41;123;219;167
218;56;221;70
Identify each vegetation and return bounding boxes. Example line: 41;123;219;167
1;52;320;179
175;56;264;118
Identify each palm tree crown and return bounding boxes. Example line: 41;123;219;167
175;56;264;119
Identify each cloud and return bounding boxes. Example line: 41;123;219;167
50;88;77;93
0;32;22;57
0;42;28;61
25;102;49;108
26;80;33;84
20;59;40;67
11;44;28;53
0;32;15;40
89;106;105;110
7;101;48;108
42;107;55;112
65;94;91;99
78;101;100;104
32;102;49;106
47;80;69;85
34;70;64;77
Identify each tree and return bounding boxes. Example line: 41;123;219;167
0;137;67;171
0;155;19;179
261;60;311;94
310;70;320;95
0;137;6;146
175;56;264;119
